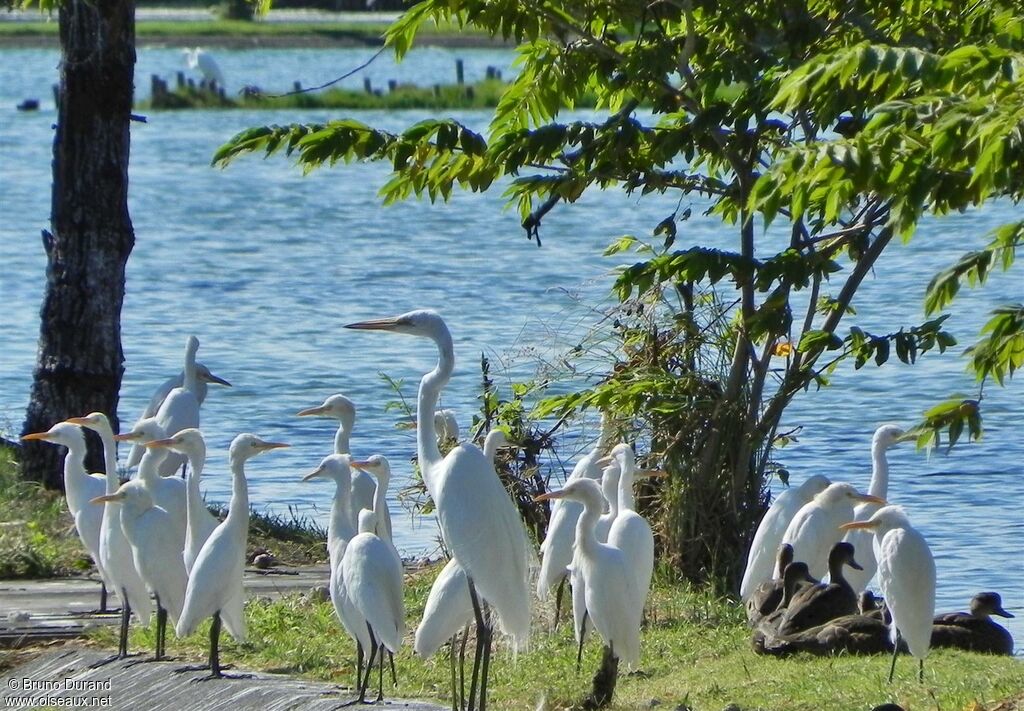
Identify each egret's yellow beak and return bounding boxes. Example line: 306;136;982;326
840;521;877;532
350;460;373;471
20;432;50;442
256;442;290;451
297;405;328;417
63;417;91;426
853;494;887;505
534;491;566;502
344;317;401;331
145;438;176;449
302;465;326;481
90;493;124;505
112;433;138;442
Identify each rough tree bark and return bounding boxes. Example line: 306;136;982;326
19;0;136;487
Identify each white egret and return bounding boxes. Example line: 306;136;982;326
537;413;615;623
341;503;404;703
144;429;220;574
776;541;862;635
114;420;187;546
143;337;203;477
345;310;532;711
302;453;371;689
841;505;936;682
92;480;187;661
21;424;111;610
350;455;395;543
842;424;906;593
184;47;225;88
740;474;832;602
64;413;152;662
414;428;509;711
435;409;460;443
126;358;229;469
536;478;640;703
781;482;884;579
930;592;1015;656
296;394;391;538
175;434;289;679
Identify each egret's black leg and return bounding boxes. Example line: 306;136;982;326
918;658;924;684
389;650;397;687
88;595;133;669
576;610;588;674
553;575;566;629
478;620;492;711
458;624;470;711
157;603;168;660
99;582;108;613
376;643;385;702
355;641;364;693
449;634;458;711
210;613;222;677
888;630;900;683
467;579;487;711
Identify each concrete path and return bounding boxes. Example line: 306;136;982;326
0;647;444;710
1;567;331;647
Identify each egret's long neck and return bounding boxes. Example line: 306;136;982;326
183;343;199;394
333;422;351;455
186;448;206;519
417;328;454;481
328;477;354;552
575;495;603;558
226;457;250;530
63;441;88;488
137;453;159;487
617;463;636;513
372;472;390;543
98;429;119;495
483;432;501;461
868;440;890;500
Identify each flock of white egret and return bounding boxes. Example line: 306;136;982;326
21;309;1015;708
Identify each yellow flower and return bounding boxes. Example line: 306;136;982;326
773;341;793;357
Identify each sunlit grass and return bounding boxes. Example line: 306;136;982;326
95;563;1024;710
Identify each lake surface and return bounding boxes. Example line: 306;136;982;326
1;47;1021;647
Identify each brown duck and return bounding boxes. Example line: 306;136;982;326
775;541;862;635
746;543;794;625
931;592;1015;655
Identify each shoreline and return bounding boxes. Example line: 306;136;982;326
0;33;512;50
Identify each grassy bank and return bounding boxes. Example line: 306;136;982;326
93;565;1024;711
0;445;327;575
0;19;500;48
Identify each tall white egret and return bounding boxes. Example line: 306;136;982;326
64;413;152;663
841;505;935;682
184;47;225;88
414;428;509;711
782;482;884;579
296;394;391;537
302;454;371;689
342;501;404;703
351;455;395;543
21;424;111;610
740;474;832;602
126;358;230;469
345;310;532;711
842;424;906;593
930;592;1015;656
536;478;640;704
92;480;187;661
175;434;289;679
537;413;615;622
144;429;220;574
776;541;862;635
114;419;187;549
144;337;203;477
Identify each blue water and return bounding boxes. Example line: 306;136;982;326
1;47;1021;647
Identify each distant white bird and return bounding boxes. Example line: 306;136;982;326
537;413;615;620
781;482;884;580
434;409;460;443
342;501;404;702
92;480;187;661
842;424;906;593
302;453;371;689
296;394;391;539
740;474;832;602
126;355;230;470
114;419;187;548
537;478;641;683
842;505;935;682
184;47;225;88
64;413;152;663
144;429;220;574
345;310;532;711
350;455;395;543
21;423;111;610
175;434;289;679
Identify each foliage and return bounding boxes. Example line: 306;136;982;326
94;562;1024;711
215;1;1024;583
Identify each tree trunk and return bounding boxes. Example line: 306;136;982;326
20;0;136;487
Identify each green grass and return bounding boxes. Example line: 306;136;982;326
141;78;518;110
0;445;92;578
94;565;1024;710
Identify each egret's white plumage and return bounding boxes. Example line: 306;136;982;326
594;461;621;543
297;394;391;539
126;358;229;469
342;511;405;656
176;434;288;677
115;420;187;548
145;429;220;574
841;424;906;593
21;424;109;593
537;414;615;602
93;481;187;659
841;505;935;682
606;445;656;627
345;311;532;652
434;409;460;443
184;47;225;87
740;473;832;601
781;482;884;579
141;337;203;476
538;478;641;668
351;455;395;543
65;413;152;658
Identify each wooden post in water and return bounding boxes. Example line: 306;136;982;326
388;79;397;93
455;58;464;85
293;80;302;93
177;71;185;89
363;77;372;94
